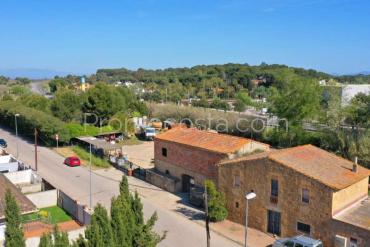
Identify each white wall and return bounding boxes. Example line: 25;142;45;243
0;223;5;243
4;170;41;185
4;169;32;184
341;84;370;105
0;155;12;163
26;190;58;208
0;162;18;173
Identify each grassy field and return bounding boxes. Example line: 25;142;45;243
72;146;110;168
21;206;72;224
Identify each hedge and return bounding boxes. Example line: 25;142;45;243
0;101;70;144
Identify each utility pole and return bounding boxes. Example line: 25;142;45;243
34;128;38;171
15;114;19;158
204;188;210;247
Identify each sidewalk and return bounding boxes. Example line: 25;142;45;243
93;168;275;247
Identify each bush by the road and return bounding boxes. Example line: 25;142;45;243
0;101;70;144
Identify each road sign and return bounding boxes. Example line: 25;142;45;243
55;134;59;140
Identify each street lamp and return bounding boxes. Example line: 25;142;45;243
14;114;20;158
245;192;256;247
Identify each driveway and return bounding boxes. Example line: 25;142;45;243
0;126;240;247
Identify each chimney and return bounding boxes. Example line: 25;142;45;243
353;157;358;173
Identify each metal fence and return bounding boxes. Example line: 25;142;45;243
109;155;146;180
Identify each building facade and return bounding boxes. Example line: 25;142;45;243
218;145;370;247
154;127;269;192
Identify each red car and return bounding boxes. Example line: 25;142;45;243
64;156;81;167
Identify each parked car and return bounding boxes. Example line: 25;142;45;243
64;157;81;167
273;235;323;247
139;126;156;140
0;139;7;148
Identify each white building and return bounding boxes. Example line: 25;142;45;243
341;84;370;105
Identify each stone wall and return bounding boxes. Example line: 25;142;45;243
217;157;335;246
331;219;370;247
145;169;180;193
331;177;369;215
154;139;227;181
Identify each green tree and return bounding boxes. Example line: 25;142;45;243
53;225;70;247
15;77;31;85
268;78;322;124
85;204;115;247
39;233;53;247
49;78;69;93
233;100;246;113
9;85;31;96
4;189;25;247
110;112;135;135
210;98;230;111
50;89;82;122
236;91;253;106
83;83;127;120
0;75;9;85
204;180;228;222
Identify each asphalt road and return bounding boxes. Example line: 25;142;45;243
0;126;239;247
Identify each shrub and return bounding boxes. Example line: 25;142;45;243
0;101;70;144
205;180;228;222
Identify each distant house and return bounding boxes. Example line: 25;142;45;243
218;145;370;246
341;84;370;105
154;127;269;192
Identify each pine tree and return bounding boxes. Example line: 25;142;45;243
71;235;88;247
4;189;25;247
39;233;52;247
111;196;132;247
53;225;70;247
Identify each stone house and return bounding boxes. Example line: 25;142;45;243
154;127;269;192
218;145;370;247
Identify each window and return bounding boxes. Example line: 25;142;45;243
297;222;311;235
235;202;239;208
302;188;310;204
165;170;170;175
295;244;303;247
162;148;167;157
271;179;278;197
234;175;240;187
350;238;358;247
270;179;278;203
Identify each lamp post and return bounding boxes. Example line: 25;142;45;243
14;114;20;158
89;142;92;209
245;192;256;247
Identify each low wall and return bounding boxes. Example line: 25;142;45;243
21;183;42;194
58;190;91;225
4;169;41;185
145;170;179;193
26;190;58;208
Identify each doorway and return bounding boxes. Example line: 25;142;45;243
182;174;194;193
267;210;281;236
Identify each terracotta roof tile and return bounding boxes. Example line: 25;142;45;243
155;128;259;154
268;145;370;190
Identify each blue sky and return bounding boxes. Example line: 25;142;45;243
0;0;369;75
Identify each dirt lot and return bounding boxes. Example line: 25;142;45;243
121;141;154;169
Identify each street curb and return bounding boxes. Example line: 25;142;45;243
172;210;244;246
